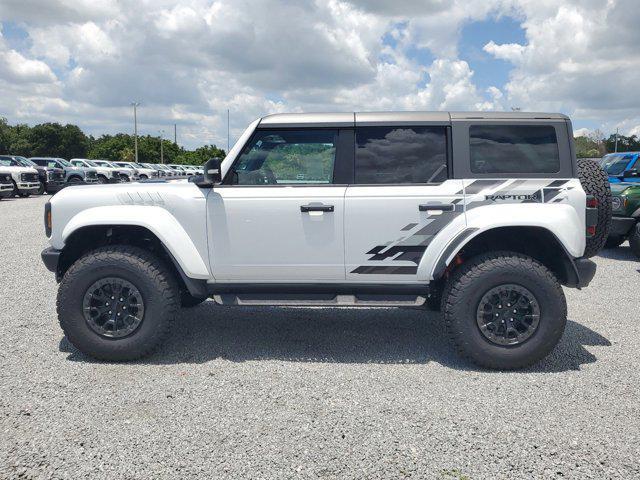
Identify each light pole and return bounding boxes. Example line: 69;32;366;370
131;102;140;163
159;129;165;164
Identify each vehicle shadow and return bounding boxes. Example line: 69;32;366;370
59;302;610;372
598;245;638;263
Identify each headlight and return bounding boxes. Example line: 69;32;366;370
611;196;623;211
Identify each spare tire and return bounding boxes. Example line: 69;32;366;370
577;158;611;258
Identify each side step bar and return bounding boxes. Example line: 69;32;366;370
212;293;427;307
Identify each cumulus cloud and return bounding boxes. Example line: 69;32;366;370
0;0;639;148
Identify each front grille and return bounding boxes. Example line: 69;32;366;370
151;171;158;177
111;171;119;178
86;171;97;179
21;172;38;182
48;171;64;181
0;173;10;183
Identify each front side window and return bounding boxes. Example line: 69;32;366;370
355;126;447;184
229;129;337;185
470;125;560;174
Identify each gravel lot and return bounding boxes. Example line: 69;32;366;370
1;194;639;479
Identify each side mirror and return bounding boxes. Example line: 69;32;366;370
194;158;222;188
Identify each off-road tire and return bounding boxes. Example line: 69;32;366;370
68;176;83;184
97;175;109;184
605;235;625;249
442;251;567;370
629;224;640;258
57;245;180;361
577;158;611;257
181;292;207;308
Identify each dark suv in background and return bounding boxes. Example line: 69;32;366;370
30;157;98;185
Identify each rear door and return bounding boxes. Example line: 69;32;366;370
344;120;464;282
208;128;350;282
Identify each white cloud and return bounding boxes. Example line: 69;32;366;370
1;0;639;149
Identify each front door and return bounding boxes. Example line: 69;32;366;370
207;128;347;282
344;125;464;282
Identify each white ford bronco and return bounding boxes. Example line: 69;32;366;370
41;112;610;369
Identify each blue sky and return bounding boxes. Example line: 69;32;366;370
0;0;637;147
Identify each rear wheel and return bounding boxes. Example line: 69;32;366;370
442;252;566;370
57;245;179;361
577;158;611;257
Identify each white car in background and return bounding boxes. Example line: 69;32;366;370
70;158;122;184
0;155;41;197
91;160;138;182
167;164;191;176
113;162;158;180
140;163;170;178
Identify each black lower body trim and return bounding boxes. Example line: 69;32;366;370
41;247;61;273
432;228;479;279
572;258;596;288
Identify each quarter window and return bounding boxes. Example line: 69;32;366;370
230;129;338;185
469;125;560;174
355;126;447;184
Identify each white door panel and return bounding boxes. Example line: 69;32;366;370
345;180;465;282
207;186;346;281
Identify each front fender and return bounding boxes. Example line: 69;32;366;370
59;205;211;279
417;203;585;281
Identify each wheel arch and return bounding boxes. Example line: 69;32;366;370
58;224;208;298
431;225;582;288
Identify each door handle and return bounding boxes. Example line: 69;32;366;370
419;204;455;212
300;204;334;213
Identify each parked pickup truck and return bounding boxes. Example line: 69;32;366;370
41;112;610;369
0;155;41;196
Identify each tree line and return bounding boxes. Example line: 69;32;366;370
0;118;225;165
575;131;640;158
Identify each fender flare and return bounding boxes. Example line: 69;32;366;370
419;203;585;282
61;205;211;280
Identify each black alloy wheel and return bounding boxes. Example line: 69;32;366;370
476;284;540;346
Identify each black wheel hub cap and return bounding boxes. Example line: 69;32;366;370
82;277;145;338
476;284;540;346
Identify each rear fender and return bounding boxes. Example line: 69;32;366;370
417;203;585;281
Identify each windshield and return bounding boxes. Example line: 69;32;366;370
17;157;36;167
131;163;146;168
600;154;633;175
86;160;100;167
0;157;21;167
56;158;72;167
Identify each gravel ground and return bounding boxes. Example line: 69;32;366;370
1;194;639;479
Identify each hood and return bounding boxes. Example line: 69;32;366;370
1;165;38;174
611;183;636;195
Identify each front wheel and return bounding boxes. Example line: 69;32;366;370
57;245;179;361
97;175;109;184
605;235;625;249
37;182;46;195
442;252;567;370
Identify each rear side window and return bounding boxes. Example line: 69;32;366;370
230;129;337;185
470;125;560;174
355;126;447;184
